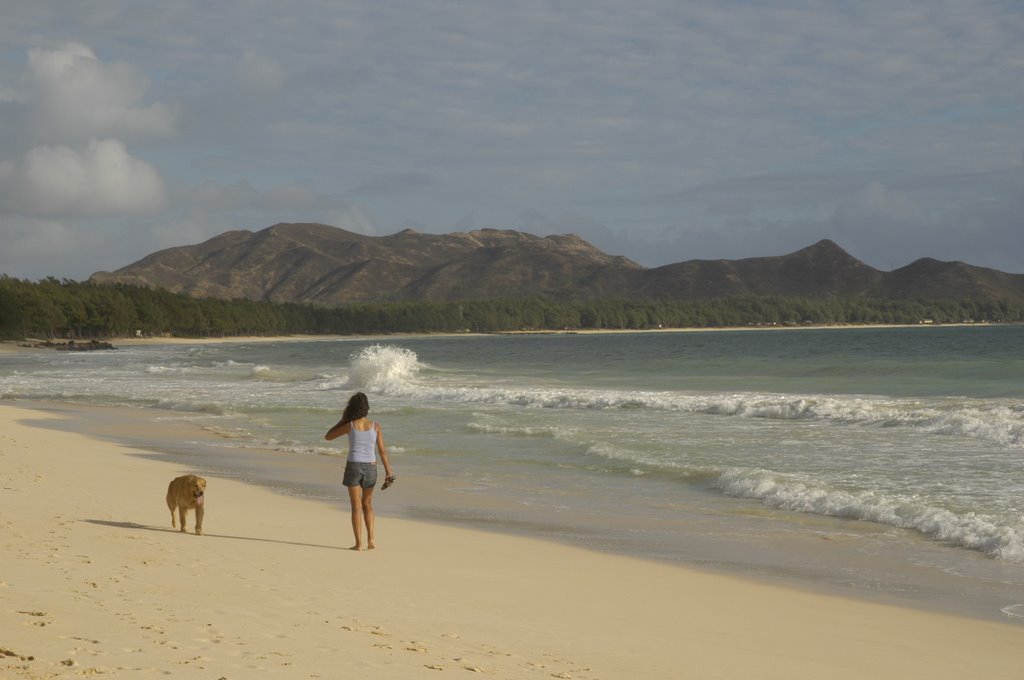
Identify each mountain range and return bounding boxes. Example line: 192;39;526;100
89;222;1024;305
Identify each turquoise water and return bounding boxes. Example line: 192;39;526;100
3;325;1023;620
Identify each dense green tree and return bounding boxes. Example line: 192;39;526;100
0;276;1021;341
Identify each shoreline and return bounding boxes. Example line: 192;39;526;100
1;321;1006;353
3;400;1024;678
10;397;1024;628
13;398;1024;628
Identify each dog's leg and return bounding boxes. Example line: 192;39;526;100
167;493;177;528
194;505;204;535
178;507;188;533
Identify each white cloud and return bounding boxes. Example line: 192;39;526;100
26;42;177;142
1;138;165;216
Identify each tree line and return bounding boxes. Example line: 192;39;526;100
1;275;1021;341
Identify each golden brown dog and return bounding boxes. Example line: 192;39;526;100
166;474;206;535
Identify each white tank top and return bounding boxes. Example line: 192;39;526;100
347;423;377;463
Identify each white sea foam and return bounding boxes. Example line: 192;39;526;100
346;347;1023;449
249;364;299;382
313;374;350;391
394;387;1023;450
348;344;421;392
717;468;1024;562
146;364;189;374
1001;604;1024;619
465;422;564;438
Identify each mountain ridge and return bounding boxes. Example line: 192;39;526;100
89;223;1024;305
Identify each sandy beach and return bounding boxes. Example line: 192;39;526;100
3;321;997;354
2;401;1023;679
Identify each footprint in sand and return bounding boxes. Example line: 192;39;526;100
18;611;50;628
0;647;35;661
452;659;484;672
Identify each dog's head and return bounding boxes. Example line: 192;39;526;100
192;476;207;505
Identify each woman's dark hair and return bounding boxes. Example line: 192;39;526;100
340;392;369;426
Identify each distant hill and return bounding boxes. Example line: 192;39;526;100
89;222;1024;305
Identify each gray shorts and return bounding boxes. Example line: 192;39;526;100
343;461;378;489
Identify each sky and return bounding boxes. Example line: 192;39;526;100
1;1;1022;281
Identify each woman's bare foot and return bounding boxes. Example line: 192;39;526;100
367;541;376;550
350;544;363;551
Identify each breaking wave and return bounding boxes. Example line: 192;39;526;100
348;344;422;392
717;468;1024;562
350;346;1023;449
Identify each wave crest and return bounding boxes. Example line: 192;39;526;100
718;468;1024;562
348;344;422;392
361;368;1024;449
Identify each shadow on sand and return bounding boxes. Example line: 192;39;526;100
83;519;343;551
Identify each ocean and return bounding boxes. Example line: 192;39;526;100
3;325;1023;623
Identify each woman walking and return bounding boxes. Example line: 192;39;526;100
325;392;395;550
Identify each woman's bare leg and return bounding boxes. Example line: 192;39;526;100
362;487;376;549
347;485;365;550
